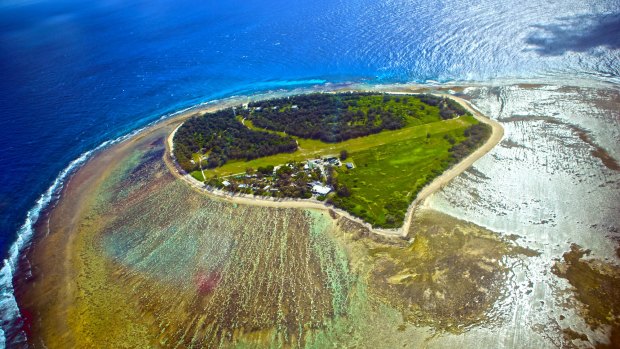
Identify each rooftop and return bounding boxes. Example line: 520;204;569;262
311;184;332;195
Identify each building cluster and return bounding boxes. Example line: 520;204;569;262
209;155;354;199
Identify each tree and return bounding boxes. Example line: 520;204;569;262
258;165;274;176
206;154;221;169
340;150;348;160
337;184;351;197
173;108;297;171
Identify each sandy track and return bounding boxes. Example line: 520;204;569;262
164;92;504;238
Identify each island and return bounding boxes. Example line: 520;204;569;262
172;92;492;228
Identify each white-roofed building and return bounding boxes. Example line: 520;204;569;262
311;184;332;196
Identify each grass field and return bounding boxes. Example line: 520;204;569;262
192;115;475;180
351;94;443;126
329;119;476;228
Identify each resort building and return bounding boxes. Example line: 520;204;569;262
311;184;332;195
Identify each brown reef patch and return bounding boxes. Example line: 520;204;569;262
552;244;620;348
365;210;538;332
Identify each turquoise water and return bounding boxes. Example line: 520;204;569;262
0;0;618;346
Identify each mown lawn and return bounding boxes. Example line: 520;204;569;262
329;118;476;228
195;115;475;178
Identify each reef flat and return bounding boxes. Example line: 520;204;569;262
13;84;619;348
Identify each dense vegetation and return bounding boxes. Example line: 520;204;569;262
243;93;468;143
447;123;491;161
173;108;297;172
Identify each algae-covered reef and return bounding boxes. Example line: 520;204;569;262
368;211;539;332
99;163;353;346
552;244;620;348
16;117;532;348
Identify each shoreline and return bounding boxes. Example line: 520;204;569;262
9;82;619;348
164;91;504;238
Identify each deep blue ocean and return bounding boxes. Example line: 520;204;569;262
0;0;618;345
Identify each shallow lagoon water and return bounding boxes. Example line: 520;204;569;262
429;85;620;258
